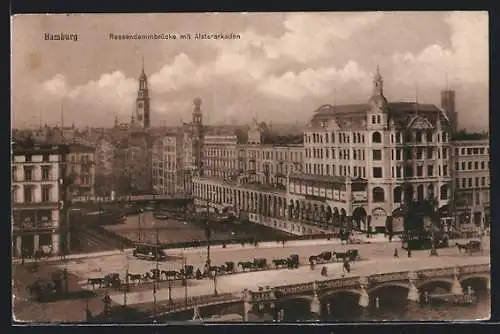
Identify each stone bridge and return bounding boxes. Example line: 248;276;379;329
147;262;490;321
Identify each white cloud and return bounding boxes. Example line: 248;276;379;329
258;61;371;100
391;12;488;85
206;13;383;63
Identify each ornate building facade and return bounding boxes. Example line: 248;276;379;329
192;67;455;235
451;138;490;227
12;143;68;257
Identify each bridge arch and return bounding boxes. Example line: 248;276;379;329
460;274;490;291
367;282;409;295
320;289;362;301
416;278;454;292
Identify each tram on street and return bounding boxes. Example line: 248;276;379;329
132;242;168;261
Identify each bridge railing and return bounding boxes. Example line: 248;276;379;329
150;293;239;316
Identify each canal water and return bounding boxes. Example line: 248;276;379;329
293;290;491;322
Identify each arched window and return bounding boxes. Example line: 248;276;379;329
393;187;402;203
440;185;448;200
372;131;382;143
373;187;385;202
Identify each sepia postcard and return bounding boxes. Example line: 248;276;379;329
11;12;490;324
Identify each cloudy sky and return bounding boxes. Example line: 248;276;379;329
11;12;488;131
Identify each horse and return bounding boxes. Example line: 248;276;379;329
238;261;253;271
272;259;289;268
127;273;142;284
455;242;469;253
103;273;121;289
87;278;104;289
161;270;179;280
333;252;348;262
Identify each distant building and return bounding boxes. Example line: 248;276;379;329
451;138;490;227
152;127;194;196
95;136;115;176
12;142;69;257
67;144;96;198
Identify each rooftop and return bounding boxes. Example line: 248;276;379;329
289;173;347;184
310;101;449;130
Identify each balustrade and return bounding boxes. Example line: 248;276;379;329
369;271;409;283
418;267;455;278
318;277;360;290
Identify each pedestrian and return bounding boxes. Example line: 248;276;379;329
393;248;399;258
282;240;285;248
342;258;350;273
407;248;412;258
321;266;328;277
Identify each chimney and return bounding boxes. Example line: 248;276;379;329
441;90;457;134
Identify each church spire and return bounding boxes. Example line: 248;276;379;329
373;64;384;96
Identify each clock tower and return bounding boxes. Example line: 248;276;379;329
135;58;150;129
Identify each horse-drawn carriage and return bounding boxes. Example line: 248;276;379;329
272;254;300;269
87;273;121;289
456;240;483;255
309;251;333;264
309;249;361;264
238;258;268;271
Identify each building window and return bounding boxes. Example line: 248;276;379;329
23;166;33;181
415;131;422;143
373;167;382;178
455;178;460;188
395;132;401;143
23;185;33;203
426;130;433;142
416;165;423;177
481;177;486;186
42;154;49;162
475;177;479;187
372;115;376;124
468;162;472;170
440;185;448;200
41;166;51;181
462;178;466;188
481;161;485;169
468;178;472;187
26;155;32;162
372;131;382;143
474;161;479;170
416;148;423;160
372;149;382;160
455;162;459;171
12;186;19;203
393;187;402;203
42;185;51;202
396;166;402;178
373;187;385;202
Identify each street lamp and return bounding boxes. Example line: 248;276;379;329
213;269;218;297
152;224;159;322
204;197;212;269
